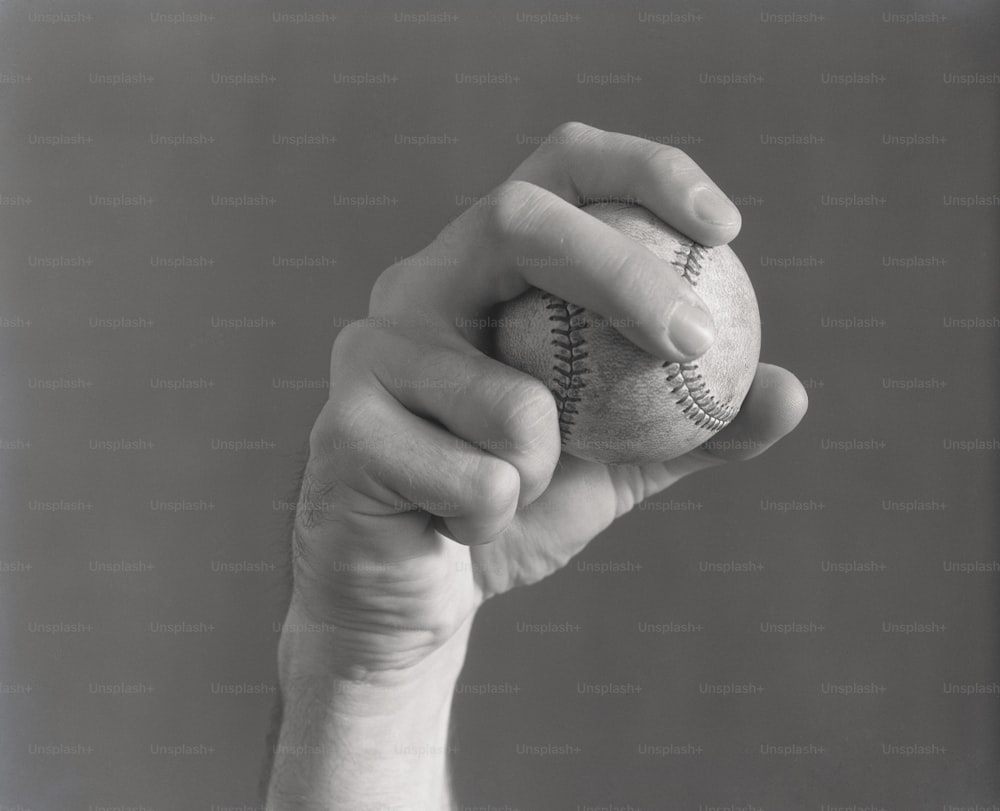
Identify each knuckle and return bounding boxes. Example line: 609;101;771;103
331;319;369;357
328;320;376;377
418;346;468;388
368;262;411;316
487;179;552;242
466;454;521;517
496;379;560;460
547;120;598;148
645;143;695;181
309;388;375;462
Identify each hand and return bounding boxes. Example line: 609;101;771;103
288;121;808;683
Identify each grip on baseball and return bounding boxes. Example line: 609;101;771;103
491;202;761;464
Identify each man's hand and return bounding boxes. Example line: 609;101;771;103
289;121;807;676
266;122;808;809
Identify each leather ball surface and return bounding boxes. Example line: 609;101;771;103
492;202;761;464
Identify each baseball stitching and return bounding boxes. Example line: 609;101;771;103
544;293;589;443
666;239;736;431
671;240;707;287
662;362;739;431
543;238;735;445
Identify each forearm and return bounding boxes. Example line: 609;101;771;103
264;598;470;810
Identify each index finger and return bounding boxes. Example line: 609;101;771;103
371;122;741;361
506;121;741;247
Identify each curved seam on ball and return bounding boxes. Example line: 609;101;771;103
662;361;739;431
543;293;589;444
671;241;707;287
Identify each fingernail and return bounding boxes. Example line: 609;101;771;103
693;187;740;227
668;303;716;357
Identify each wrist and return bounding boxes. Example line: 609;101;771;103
277;592;473;692
268;598;472;810
267;680;457;810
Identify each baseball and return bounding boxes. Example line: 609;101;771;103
492;202;761;464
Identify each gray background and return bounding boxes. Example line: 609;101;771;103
1;1;998;809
